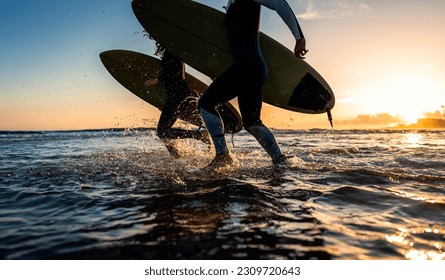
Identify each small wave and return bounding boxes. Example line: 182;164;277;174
317;186;403;210
396;156;445;169
2;129;445;260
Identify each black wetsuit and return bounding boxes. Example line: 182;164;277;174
198;0;304;162
157;51;201;141
198;0;266;128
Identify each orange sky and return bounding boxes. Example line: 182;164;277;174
1;0;445;130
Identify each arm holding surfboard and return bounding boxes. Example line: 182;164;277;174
294;38;307;59
252;0;308;59
144;50;184;88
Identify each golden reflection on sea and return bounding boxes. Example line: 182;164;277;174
405;250;445;260
386;227;445;260
403;133;422;146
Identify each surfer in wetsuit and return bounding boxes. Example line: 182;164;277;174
198;0;307;169
145;42;210;158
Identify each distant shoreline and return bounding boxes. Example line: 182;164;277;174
1;126;444;134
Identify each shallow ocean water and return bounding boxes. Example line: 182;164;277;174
0;128;444;259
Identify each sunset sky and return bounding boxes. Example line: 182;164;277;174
1;0;445;130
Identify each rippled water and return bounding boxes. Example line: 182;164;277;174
1;129;444;260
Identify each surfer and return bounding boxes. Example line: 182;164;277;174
145;41;210;158
198;0;307;169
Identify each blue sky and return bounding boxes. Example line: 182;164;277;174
1;0;445;130
0;0;228;130
1;0;155;130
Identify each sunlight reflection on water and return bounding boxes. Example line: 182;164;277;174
403;133;422;146
405;250;445;260
386;226;445;260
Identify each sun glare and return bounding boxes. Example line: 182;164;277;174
381;75;443;123
356;74;445;124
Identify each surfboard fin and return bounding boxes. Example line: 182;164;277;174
327;109;334;129
230;132;238;148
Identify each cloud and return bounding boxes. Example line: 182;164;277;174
296;0;371;20
337;110;445;127
423;110;443;119
338;113;403;126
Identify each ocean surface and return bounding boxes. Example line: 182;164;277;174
1;128;444;260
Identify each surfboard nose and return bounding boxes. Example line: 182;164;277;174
132;0;143;10
99;51;111;64
99;51;109;59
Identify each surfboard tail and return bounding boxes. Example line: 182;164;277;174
289;72;335;113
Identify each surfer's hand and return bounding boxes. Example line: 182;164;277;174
294;38;308;59
144;79;158;87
